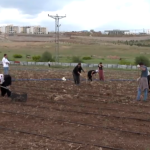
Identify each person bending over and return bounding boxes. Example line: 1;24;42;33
0;74;12;97
87;70;98;81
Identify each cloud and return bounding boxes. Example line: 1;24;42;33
0;0;150;31
0;0;82;14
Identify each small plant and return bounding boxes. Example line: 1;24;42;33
119;59;132;65
13;54;23;58
32;56;41;62
72;56;83;63
82;56;92;60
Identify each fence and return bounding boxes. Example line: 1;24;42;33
0;61;150;70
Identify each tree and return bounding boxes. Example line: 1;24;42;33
135;56;150;66
40;51;54;62
90;29;95;33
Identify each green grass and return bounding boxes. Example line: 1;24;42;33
0;41;150;65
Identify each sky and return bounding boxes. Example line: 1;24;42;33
0;0;150;31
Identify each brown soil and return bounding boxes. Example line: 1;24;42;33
0;68;150;150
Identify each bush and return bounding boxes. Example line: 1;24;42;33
13;54;23;58
72;56;83;63
82;56;92;60
32;56;41;62
135;56;150;66
40;51;54;62
119;59;132;65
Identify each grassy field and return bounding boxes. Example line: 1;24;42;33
0;41;150;64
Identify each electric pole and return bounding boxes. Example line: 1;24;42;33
48;14;66;63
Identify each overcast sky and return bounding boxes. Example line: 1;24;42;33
0;0;150;31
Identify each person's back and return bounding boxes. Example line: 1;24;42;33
141;65;148;77
88;70;95;75
1;74;12;97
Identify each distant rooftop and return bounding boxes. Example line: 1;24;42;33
105;30;130;32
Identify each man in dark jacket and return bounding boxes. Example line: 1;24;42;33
73;63;84;84
87;70;98;81
0;74;12;97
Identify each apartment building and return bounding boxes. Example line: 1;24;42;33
0;25;48;34
104;30;130;35
32;26;48;34
0;25;19;34
20;26;48;34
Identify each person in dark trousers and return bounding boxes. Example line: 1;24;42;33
0;74;12;97
87;70;98;81
48;61;51;67
73;63;84;85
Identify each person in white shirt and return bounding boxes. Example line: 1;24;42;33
48;61;51;67
2;54;10;75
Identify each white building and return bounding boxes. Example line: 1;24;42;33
20;26;48;34
0;25;48;34
0;25;19;34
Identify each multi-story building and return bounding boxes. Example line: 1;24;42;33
20;26;48;34
19;26;31;33
0;25;48;34
0;25;19;34
104;29;130;35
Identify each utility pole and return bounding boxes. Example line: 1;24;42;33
48;14;66;63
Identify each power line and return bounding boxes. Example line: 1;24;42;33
48;14;66;63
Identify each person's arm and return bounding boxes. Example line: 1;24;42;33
6;59;10;64
78;69;81;75
140;66;146;71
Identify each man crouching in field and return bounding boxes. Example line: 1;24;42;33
0;74;12;97
87;70;98;81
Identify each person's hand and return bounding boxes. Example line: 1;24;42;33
137;77;140;82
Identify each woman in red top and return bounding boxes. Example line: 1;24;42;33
98;62;104;81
